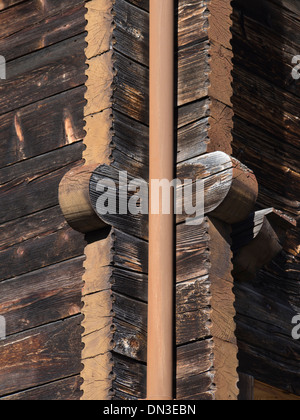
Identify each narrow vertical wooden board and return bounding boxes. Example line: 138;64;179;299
208;99;233;156
80;0;115;400
85;0;114;60
81;233;114;400
208;0;233;155
83;0;114;167
207;2;239;400
84;52;114;120
83;109;113;167
209;217;239;400
239;373;254;400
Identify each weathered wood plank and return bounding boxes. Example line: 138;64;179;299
0;1;85;61
0;0;84;41
0;163;81;225
232;116;300;177
233;66;300;150
233;0;300;46
254;380;300;401
0;0;24;11
113;293;147;334
112;268;148;303
0;257;84;335
0;153;84;225
238;334;300;396
0;206;66;251
113;51;149;125
177;97;210;129
114;0;149;67
177;370;214;400
176;339;214;400
176;307;212;346
0;226;85;282
232;11;299;98
177;40;210;106
232;126;300;218
113;353;146;400
0;142;84;188
0;375;83;401
112;110;149;180
113;317;147;363
0;34;86;116
0;87;86;169
124;0;149;12
177;0;209;49
0;316;83;396
112;229;148;274
177;117;209;163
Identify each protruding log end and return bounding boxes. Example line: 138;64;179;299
59;164;106;233
232;208;296;281
211;157;259;225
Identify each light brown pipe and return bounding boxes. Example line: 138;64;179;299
147;0;174;401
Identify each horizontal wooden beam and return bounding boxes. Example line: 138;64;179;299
88;152;258;237
59;151;258;237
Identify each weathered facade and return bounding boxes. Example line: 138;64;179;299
0;0;87;399
0;0;299;401
232;0;300;397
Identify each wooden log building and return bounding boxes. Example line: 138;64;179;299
0;0;299;401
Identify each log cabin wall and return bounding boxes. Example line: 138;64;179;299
0;0;87;399
80;0;240;400
0;0;298;401
231;0;300;396
0;0;240;401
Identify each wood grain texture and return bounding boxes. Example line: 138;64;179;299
254;380;300;401
0;316;83;396
0;0;85;62
0;0;87;400
0;87;86;169
207;0;233;155
0;143;84;224
0;257;85;335
80;0;115;400
0;35;86;116
0;376;83;401
232;0;300;395
209;217;239;400
176;340;214;400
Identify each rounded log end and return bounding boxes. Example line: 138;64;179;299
211;157;259;224
59;164;106;233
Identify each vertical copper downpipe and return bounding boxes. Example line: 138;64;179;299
147;0;175;400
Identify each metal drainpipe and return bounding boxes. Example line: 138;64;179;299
147;0;175;401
